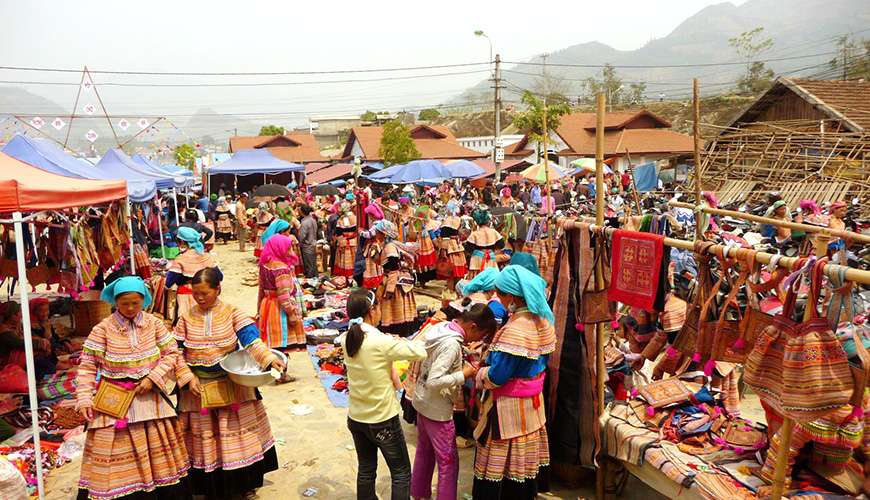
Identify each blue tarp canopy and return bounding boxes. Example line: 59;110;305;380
132;154;194;177
633;162;659;192
104;150;190;189
444;160;485;179
208;149;304;175
2;134;157;202
95;148;185;194
368;159;452;184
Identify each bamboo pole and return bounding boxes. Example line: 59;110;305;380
543;99;552;218
668;201;870;245
595;92;606;500
692;79;703;240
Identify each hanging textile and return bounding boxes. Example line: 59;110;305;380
607;229;664;312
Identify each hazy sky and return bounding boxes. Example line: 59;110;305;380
0;0;746;132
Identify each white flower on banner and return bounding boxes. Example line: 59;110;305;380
118;118;130;131
82;79;93;92
137;118;149;129
29;117;44;129
85;129;98;143
51;118;65;130
83;103;96;115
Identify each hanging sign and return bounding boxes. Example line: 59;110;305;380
29;117;44;129
118;118;129;131
83;103;96;115
82;78;94;92
51;118;65;130
137;118;149;129
85;130;98;143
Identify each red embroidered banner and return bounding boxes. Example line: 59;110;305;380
607;229;664;311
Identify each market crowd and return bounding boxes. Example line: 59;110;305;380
25;169;860;500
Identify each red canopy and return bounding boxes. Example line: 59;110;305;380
0;152;127;212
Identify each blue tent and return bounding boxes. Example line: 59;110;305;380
132;154;193;178
94;148;182;194
208;149;304;175
99;149;189;189
369;159;452;184
2;134;157;202
444;160;485;179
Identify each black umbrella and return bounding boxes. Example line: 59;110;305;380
312;184;340;196
253;184;291;198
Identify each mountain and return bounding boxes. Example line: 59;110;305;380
454;0;870;104
180;108;264;144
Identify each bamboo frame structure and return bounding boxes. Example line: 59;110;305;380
699;118;869;211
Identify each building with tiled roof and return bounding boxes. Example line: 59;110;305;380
228;132;325;164
340;124;486;161
504;110;694;172
727;77;870;133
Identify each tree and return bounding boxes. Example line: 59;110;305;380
418;108;441;121
174;144;196;169
512;90;571;160
259;125;284;136
729;27;775;94
829;35;870;80
583;64;626;107
627;82;647;105
360;110;377;121
378;120;420;167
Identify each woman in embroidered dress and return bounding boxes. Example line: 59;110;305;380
333;204;358;278
465;208;503;280
414;205;439;285
174;268;284;499
361;219;390;290
252;202;274;258
167;227;221;326
257;235;306;350
75;276;191;500
473;265;554;499
213;197;234;244
436;206;468;296
260;218;291;247
377;220;418;337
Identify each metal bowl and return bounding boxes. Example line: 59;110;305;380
220;349;287;387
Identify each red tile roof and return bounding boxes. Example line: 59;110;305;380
340;124;485;161
306;163;353;184
229;133;325;163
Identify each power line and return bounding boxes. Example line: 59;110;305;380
0;69;489;88
0;61;491;76
503;51;839;69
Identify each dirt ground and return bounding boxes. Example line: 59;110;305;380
45;243;670;500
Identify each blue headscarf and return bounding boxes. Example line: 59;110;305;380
100;276;153;309
177;226;204;254
509;252;540;276
462;267;499;296
261;219;290;245
346;192;355;201
494;265;553;323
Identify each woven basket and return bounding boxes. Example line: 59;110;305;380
72;300;111;336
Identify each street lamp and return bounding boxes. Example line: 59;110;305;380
474;30;493;68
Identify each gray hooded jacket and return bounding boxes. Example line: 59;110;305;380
411;322;465;422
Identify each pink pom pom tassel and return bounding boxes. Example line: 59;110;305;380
732;337;746;350
646;406;655;417
575;323;585;332
692;352;701;363
630;387;638;399
852;406;864;419
610;320;619;330
666;346;679;359
230;403;240;413
703;359;716;377
114;418;128;429
200;408;209;416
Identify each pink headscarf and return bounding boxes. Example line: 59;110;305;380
364;203;384;221
701;191;719;209
799;199;821;215
500;187;512;198
259;234;299;267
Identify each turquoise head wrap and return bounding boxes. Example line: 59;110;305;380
261;219;290;245
177;226;204;254
471;207;491;226
509;252;540;276
101;276;152;309
494;265;553;323
462;267;499;296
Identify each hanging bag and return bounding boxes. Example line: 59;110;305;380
732;258;787;360
672;241;715;355
744;258;808;414
578;235;615;324
710;250;754;363
780;258;853;423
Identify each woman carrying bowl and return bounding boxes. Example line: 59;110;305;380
174;267;285;499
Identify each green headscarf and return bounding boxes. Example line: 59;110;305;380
495;265;553;323
508;252;540;276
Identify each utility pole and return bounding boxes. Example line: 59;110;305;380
493;54;504;182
